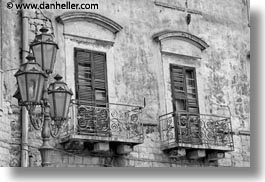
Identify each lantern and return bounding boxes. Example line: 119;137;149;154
48;74;73;121
30;26;58;74
14;54;47;106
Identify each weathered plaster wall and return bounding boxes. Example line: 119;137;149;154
0;0;22;166
0;0;250;167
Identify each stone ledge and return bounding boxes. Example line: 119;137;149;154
60;134;144;145
238;130;250;136
161;142;234;151
161;50;201;60
142;123;158;127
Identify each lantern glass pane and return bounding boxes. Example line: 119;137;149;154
26;73;39;103
17;74;27;102
51;46;57;72
55;92;65;119
48;93;55;118
32;44;43;68
64;93;71;118
43;44;56;72
36;74;45;102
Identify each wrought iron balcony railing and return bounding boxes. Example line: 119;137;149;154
60;100;144;144
159;112;234;151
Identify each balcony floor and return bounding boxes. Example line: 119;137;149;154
161;141;234;152
60;134;144;145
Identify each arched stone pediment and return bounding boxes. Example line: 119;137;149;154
153;31;209;58
153;30;209;51
56;12;123;34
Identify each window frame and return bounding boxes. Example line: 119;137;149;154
74;47;109;107
169;64;200;114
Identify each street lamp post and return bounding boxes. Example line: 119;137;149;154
14;26;72;167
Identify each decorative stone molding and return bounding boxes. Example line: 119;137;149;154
64;33;114;47
56;12;123;34
153;30;209;51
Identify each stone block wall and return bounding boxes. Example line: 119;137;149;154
25;125;218;167
0;103;11;167
219;134;250;167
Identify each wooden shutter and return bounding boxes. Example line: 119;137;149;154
170;65;187;112
75;50;93;105
75;49;108;107
185;69;199;113
93;53;108;107
170;64;199;114
170;64;201;144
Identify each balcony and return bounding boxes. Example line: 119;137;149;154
159;112;234;159
60;100;144;151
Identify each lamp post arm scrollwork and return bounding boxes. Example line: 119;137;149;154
28;106;44;130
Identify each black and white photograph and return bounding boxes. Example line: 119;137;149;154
0;0;255;174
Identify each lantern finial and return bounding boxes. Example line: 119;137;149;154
26;53;35;62
40;26;49;33
54;74;63;81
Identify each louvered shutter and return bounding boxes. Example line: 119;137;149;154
170;65;187;112
185;69;199;113
170;64;199;114
93;53;108;107
170;64;201;144
75;50;93;106
75;49;108;106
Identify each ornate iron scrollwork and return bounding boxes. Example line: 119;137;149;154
28;105;44;130
109;105;142;140
76;105;109;135
160;112;234;150
66;101;144;142
27;103;68;138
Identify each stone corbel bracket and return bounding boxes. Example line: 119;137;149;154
56;12;123;34
153;30;209;51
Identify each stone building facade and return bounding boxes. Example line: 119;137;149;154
0;0;250;167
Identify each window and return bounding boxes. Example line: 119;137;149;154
170;64;201;144
74;48;108;107
170;64;199;114
74;48;109;135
